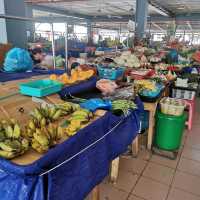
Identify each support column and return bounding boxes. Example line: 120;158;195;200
25;4;35;42
87;20;93;45
0;0;7;44
135;0;148;39
0;0;27;48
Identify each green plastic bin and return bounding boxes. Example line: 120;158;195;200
154;111;187;151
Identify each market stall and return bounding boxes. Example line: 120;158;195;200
0;75;141;200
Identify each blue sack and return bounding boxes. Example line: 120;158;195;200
3;48;33;72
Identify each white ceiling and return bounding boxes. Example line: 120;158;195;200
28;0;200;31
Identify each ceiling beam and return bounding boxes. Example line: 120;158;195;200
152;22;164;31
30;4;91;19
148;0;174;17
25;0;87;3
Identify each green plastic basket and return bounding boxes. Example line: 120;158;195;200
19;79;63;97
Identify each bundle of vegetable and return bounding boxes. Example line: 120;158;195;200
0;119;29;159
111;100;137;115
114;51;140;68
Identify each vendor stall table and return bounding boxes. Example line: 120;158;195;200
0;78;140;200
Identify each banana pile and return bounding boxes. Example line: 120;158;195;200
26;103;83;153
112;100;137;115
30;106;62;128
0;119;29;159
30;124;64;153
66;109;93;136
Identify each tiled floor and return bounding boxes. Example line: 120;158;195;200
97;99;200;200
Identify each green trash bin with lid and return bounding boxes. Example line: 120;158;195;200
154;111;187;151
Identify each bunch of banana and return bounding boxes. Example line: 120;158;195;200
66;109;93;136
30;106;62;128
112;100;137;115
30;123;65;153
0;119;29;159
55;102;81;114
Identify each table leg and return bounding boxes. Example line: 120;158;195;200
147;111;154;150
132;135;139;157
110;157;120;183
91;185;100;200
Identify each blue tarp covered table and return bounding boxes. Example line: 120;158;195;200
0;69;65;82
0;107;141;200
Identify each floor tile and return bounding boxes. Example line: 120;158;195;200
185;137;200;150
182;147;200;162
137;149;152;161
100;183;128;200
128;195;145;200
150;154;179;169
178;157;200;177
143;162;175;185
120;157;147;175
167;188;200;200
132;177;169;200
113;170;139;193
172;171;200;196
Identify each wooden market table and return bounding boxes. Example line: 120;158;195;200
0;77;102;200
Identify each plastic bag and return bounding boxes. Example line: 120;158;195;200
3;48;33;72
96;79;118;96
80;98;112;111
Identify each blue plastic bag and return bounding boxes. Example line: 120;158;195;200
3;48;33;72
80;98;112;112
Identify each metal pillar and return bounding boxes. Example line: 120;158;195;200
135;0;148;39
50;23;56;70
0;0;7;44
64;22;68;73
25;4;35;42
87;20;93;45
1;0;27;47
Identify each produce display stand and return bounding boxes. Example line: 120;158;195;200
0;78;140;200
0;92;101;200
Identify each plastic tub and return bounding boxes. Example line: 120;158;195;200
19;79;63;97
97;66;125;80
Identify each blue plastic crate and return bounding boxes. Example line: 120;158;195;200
19;79;63;97
97;66;125;80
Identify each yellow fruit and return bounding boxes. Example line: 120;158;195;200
49;74;57;81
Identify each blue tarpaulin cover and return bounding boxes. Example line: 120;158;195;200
0;98;142;200
0;69;65;82
58;77;98;98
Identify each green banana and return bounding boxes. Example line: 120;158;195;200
0;150;15;159
0;141;15;152
40;118;47;127
49;107;57;118
21;138;29;151
28;120;36;130
52;109;62;120
33;108;43;121
13;124;21;139
33;132;49;146
56;126;64;140
0;131;5;142
47;124;56;140
5;125;13;138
